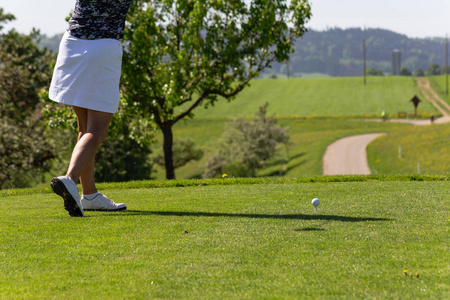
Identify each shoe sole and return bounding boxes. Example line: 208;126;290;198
51;178;84;217
84;207;127;212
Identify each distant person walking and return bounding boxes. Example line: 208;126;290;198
381;110;387;122
48;0;132;217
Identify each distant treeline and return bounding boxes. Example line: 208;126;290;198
40;27;447;77
269;28;447;77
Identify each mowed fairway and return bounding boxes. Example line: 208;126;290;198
178;77;438;118
1;178;448;299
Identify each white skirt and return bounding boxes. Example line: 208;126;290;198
49;32;123;113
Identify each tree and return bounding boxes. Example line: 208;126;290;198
153;139;203;170
203;102;289;178
400;67;412;76
426;63;441;76
0;8;14;31
413;68;424;77
366;67;383;76
0;9;56;189
122;0;312;179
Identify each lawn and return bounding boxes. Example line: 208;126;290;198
177;77;438;118
1;177;448;299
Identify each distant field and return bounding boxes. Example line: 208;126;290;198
155;117;450;180
177;77;438;118
153;76;449;179
368;122;450;175
428;75;450;104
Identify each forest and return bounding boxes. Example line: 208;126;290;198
267;27;447;77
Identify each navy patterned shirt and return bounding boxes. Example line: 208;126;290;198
68;0;133;40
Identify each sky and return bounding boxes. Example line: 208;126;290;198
0;0;448;38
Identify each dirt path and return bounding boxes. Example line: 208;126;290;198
416;78;450;123
323;133;386;175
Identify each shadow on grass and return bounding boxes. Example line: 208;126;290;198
295;227;326;232
264;161;306;177
123;210;391;223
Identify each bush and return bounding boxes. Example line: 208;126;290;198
0;119;55;189
0;14;56;188
426;63;441;76
400;67;412;76
204;103;289;178
366;67;384;76
413;68;424;77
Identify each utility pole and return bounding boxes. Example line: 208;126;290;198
446;34;448;95
363;39;366;85
287;59;290;79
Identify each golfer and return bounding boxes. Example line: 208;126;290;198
49;0;133;217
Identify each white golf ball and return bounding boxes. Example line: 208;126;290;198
311;198;320;207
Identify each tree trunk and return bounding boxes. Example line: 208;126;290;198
161;122;175;179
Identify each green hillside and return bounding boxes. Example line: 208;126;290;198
163;118;405;180
428;75;450;104
179;77;438;119
153;76;450;180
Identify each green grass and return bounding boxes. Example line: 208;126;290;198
369;122;450;175
1;178;448;299
428;75;450;104
178;77;438;118
149;76;448;179
153;117;450;180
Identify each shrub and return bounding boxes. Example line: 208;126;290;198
204;103;289;178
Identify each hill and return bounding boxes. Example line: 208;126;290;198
267;28;447;77
179;77;438;118
161;76;448;180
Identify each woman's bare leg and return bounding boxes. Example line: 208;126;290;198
66;106;113;194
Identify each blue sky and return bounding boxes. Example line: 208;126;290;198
0;0;448;38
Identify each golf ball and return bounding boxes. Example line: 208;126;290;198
311;198;320;207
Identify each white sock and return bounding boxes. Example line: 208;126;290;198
83;192;100;200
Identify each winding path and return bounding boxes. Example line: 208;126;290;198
322;78;450;175
323;133;386;175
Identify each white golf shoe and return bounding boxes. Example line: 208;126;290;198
51;176;84;217
81;193;127;211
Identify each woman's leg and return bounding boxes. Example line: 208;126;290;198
52;106;125;216
66;106;113;193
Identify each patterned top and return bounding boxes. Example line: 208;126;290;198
68;0;133;40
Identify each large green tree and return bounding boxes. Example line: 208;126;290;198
0;9;55;188
122;0;311;179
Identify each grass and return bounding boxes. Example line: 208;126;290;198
4;76;449;298
369;122;450;175
177;77;438;118
147;76;447;179
428;75;450;104
1;177;448;299
152;117;450;180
